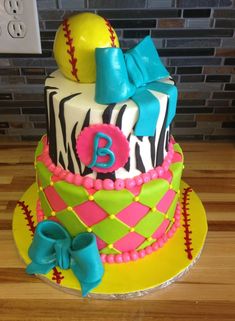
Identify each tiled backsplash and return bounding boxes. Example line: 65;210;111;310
0;0;235;141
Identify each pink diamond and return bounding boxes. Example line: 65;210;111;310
116;202;149;227
95;236;107;250
172;152;182;163
114;232;145;252
157;189;176;213
73;201;108;226
161;171;172;183
152;219;170;239
44;186;67;212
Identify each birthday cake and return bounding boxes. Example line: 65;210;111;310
25;13;186;296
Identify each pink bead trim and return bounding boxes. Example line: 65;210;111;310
36;200;181;264
37;135;179;192
36;199;44;223
101;203;181;264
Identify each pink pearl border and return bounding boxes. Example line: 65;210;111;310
37;135;178;192
36;199;181;264
100;203;181;264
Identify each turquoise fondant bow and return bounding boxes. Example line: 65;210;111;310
26;220;104;296
95;36;177;136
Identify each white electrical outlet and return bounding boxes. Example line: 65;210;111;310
0;0;41;53
4;0;23;15
8;20;26;38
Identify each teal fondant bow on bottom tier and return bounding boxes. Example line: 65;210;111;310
26;220;104;296
95;36;178;137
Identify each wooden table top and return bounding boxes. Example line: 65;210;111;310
0;141;235;321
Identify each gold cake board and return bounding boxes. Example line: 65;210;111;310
13;180;207;299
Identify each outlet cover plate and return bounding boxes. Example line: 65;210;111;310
0;0;41;53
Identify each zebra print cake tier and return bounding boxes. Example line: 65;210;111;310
45;70;174;180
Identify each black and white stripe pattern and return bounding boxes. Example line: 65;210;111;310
45;71;175;180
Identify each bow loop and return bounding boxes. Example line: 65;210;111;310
95;36;177;137
26;221;104;296
125;36;169;87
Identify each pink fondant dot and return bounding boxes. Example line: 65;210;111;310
135;175;143;186
60;172;68;180
44;157;52;167
166;157;172;165
54;166;63;176
115;254;123;263
156;166;164;177
48;163;56;171
74;174;83;186
162;161;169;172
149;169;158;179
167;230;174;238
172;225;177;233
125;178;136;189
100;254;106;263
103;179;114;190
142;173;150;183
107;254;115;264
138;249;146;258
114;178;125;190
123;252;131;263
65;173;74;183
94;179;103;190
175;213;181;220
163;234;167;242
83;177;94;189
152;242;159;251
130;251;138;261
158;238;164;248
175;221;181;228
146;246;153;255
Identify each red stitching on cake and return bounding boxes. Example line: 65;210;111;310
17;200;65;284
62;19;79;81
17;201;36;237
181;187;193;260
103;18;116;47
52;267;64;284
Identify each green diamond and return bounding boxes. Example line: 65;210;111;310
35;138;44;159
37;162;52;188
100;247;121;255
94;189;133;215
167;195;178;220
174;143;182;155
39;190;52;217
170;163;183;192
139;179;169;208
54;181;88;207
135;210;164;238
56;208;87;237
92;217;129;244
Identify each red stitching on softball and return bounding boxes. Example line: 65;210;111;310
17;201;36;237
52;267;64;284
181;187;193;260
104;18;116;47
17;200;65;284
62;19;79;81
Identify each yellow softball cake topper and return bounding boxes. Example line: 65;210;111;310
53;12;120;83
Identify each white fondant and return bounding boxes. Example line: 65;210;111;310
45;70;174;179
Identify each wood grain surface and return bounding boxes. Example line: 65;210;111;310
0;141;235;321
